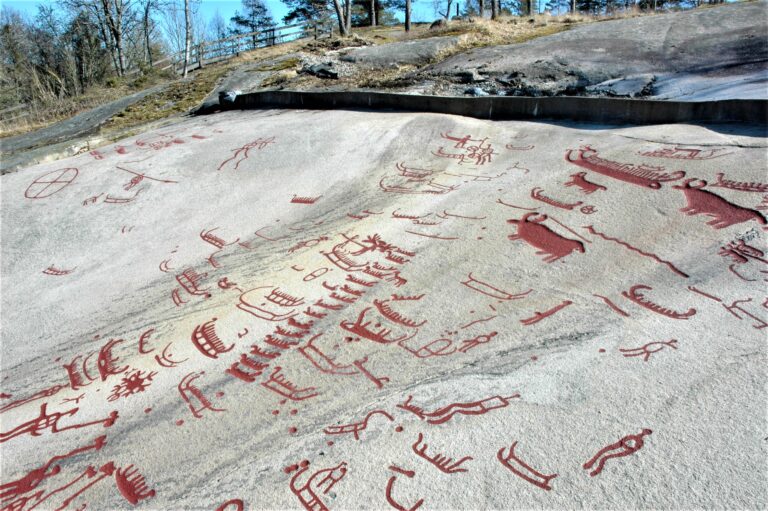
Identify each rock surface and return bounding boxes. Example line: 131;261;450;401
339;36;461;68
427;1;768;99
1;108;766;509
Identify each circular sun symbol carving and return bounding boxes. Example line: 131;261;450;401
108;370;157;402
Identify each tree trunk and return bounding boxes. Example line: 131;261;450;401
479;0;485;18
344;0;351;34
99;0;125;75
143;2;153;67
491;0;498;19
405;0;411;31
369;0;376;26
183;0;191;77
332;0;348;36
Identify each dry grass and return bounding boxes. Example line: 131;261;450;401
0;80;147;138
101;64;237;132
101;41;309;133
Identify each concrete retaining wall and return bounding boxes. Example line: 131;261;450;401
233;90;768;125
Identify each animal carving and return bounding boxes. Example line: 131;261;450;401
673;179;767;229
507;213;585;263
564;172;607;194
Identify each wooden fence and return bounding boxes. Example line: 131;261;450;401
127;21;334;77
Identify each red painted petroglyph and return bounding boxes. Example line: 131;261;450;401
444;170;506;182
386;475;423;511
593;294;631;317
459;315;497;330
436;210;486;220
412;433;473;474
584;225;689;278
265;334;300;349
711;173;768;193
508;213;585;263
399;338;456;358
322;234;412;287
215;499;245;511
505;143;535;151
380;162;458;195
0;385;64;414
217;137;275;170
397;394;519;425
404;230;459;241
583;429;652;476
291;195;322;205
564;172;607;194
622;284;696;319
63;355;94;390
24;168;79;199
0;403;117;443
299;335;389;388
191;318;234;359
722;298;767;329
137;329;156;354
565;146;685;189
97;338;129;381
530;187;583;210
303;268;331;282
262;367;319;401
496;199;538;211
619;339;678;361
719;239;768;265
254;225;290;242
289;237;330;254
155;343;187;368
688;287;766;327
457;331;497;352
674;179;766;229
176;268;211;298
135;134;185;150
461;273;532;301
237;287;301;322
341;307;419;345
107;370;157;401
520;300;573;325
117;164;178;190
82;194;103;206
42;266;75;276
638;147;731;160
289;461;347;511
200;228;240;252
373;295;426;328
497;441;558;491
0;435;106;509
115;465;156;505
178;371;225;418
434;132;497;165
323;410;394;440
687;285;722;302
103;188;144;204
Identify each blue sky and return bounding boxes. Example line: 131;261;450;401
2;0;441;26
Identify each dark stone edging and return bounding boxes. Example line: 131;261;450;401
232;90;768;125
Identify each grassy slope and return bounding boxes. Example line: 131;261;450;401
1;5;707;142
